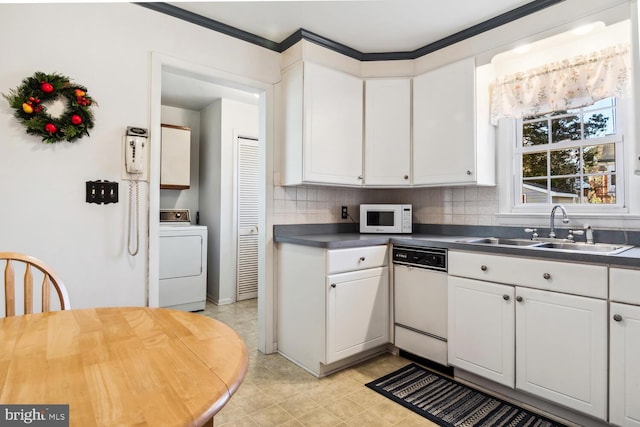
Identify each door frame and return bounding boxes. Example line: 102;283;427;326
150;52;275;354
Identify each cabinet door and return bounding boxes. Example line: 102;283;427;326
515;287;607;420
610;302;640;427
364;79;411;186
413;57;476;185
326;266;389;364
303;62;363;185
160;125;191;189
447;276;515;387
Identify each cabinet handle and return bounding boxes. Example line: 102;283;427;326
480;265;488;271
331;284;336;288
516;296;523;302
503;295;510;301
543;273;551;280
359;257;366;262
613;314;622;322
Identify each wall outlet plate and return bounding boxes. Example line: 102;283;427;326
341;206;348;219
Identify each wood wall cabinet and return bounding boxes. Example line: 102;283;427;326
610;268;640;427
277;243;390;377
448;251;608;420
364;78;411;186
281;61;363;186
413;57;495;186
160;124;191;189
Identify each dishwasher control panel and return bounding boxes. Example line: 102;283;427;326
392;246;447;271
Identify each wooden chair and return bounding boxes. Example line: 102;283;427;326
1;252;71;317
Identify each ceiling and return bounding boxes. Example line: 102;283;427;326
159;0;553;111
168;0;537;54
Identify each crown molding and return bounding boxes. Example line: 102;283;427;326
138;0;565;61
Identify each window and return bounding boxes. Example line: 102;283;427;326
514;97;623;206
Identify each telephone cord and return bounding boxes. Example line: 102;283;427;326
128;180;139;256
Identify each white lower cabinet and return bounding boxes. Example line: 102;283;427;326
610;268;640;427
326;267;389;364
448;251;608;421
448;276;514;387
277;243;390;377
515;286;607;419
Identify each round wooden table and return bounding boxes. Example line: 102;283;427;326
0;307;248;426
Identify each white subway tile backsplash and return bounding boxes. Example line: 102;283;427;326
273;185;499;225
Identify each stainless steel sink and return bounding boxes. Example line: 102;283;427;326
460;237;543;246
459;237;633;255
534;241;633;255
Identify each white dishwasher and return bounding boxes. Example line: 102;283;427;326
393;246;448;366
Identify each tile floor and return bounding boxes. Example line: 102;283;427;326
200;300;437;426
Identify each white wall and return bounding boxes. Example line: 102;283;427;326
160;105;201;218
200;99;259;305
0;3;280;309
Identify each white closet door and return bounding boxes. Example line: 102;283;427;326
237;137;259;301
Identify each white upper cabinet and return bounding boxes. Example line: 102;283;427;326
364;79;411;186
160;124;191;189
281;61;363;186
413;57;495;186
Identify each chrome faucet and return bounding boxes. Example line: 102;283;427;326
549;204;569;238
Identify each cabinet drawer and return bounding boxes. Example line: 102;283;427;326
610;268;640;304
326;246;388;274
449;251;607;299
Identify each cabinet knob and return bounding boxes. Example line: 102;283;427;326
331;284;336;288
503;294;510;301
404;175;409;180
613;314;622;322
516;296;523;302
358;175;363;180
359;256;366;262
480;265;488;271
543;272;551;280
466;170;472;175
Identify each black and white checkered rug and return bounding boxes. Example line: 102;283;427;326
365;363;567;427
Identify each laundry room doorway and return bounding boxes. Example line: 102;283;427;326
235;135;259;301
150;52;275;354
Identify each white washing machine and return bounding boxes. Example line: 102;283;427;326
159;210;208;311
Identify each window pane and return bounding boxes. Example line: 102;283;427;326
584;110;615;138
522;120;548;147
551;115;581;143
522;152;547;177
584;98;614;111
583;144;615;173
585;175;616;204
522;179;548;204
550;177;580;203
550;148;579;176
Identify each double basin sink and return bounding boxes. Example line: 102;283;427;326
459;237;633;255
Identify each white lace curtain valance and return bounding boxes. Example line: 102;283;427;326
490;44;631;124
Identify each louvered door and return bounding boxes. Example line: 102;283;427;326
236;137;259;301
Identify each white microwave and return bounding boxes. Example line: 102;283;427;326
359;204;412;234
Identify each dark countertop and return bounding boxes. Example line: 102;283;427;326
274;230;640;268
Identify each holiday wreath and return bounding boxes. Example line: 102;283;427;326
3;72;96;143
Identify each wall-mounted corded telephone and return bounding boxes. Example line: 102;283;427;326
125;127;148;176
123;127;148;257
